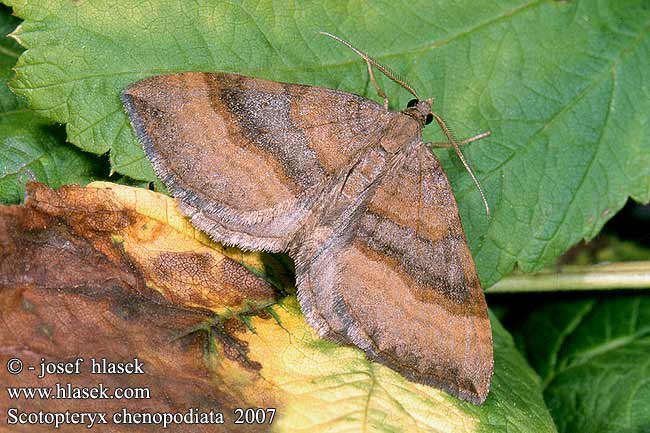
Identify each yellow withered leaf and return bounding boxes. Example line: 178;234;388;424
206;294;558;432
211;297;479;433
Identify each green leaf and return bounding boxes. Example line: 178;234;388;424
3;0;649;284
477;312;557;433
517;294;650;433
0;5;104;203
219;297;556;433
0;3;20;111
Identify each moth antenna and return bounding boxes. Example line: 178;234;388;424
319;31;420;100
429;111;490;217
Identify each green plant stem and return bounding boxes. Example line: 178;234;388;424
486;261;650;293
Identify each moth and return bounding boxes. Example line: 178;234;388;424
121;32;493;404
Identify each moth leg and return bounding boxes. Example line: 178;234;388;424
427;111;491;215
319;31;421;104
365;61;389;109
429;131;491;148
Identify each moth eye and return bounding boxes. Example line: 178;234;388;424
407;99;419;108
425;113;434;125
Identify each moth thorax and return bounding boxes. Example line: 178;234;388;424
379;117;419;154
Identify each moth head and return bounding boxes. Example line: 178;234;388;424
404;98;434;127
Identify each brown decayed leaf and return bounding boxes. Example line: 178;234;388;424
86;181;295;301
22;182;279;313
0;182;279;432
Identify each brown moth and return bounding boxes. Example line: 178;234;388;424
121;32;493;404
